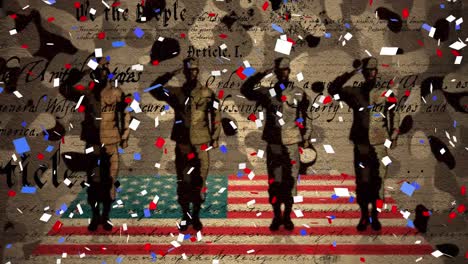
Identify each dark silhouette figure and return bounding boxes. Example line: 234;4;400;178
241;57;312;231
148;57;221;231
59;58;130;232
328;57;400;231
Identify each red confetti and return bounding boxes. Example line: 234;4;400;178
271;196;277;204
97;32;106;39
208;13;216;17
187;152;195;160
152;60;159;66
7;190;16;197
218;90;224;99
451;50;461;56
52;221;63;231
200;144;208;151
462;185;466;196
262;1;269;11
236;66;247;80
78;105;85;113
298;147;303;154
10;14;17;19
281;95;287;102
65;63;72;69
219;34;227;39
164;148;168;154
250;152;257;156
75;84;85;91
404;90;411;97
112;1;121;7
369;0;373;6
124;97;132;104
391;205;398;213
360;257;366;262
465;251;468;259
387;97;397;103
21;44;28;49
376;199;383;209
61;136;65;144
290;160;297;165
155;137;165;148
423;211;430;217
402;8;409;19
381;64;390;67
180;33;186;38
323;95;332;105
202;187;207;193
74;2;81;8
287;37;296;45
449;211;457;219
149;201;157;210
37;153;44;160
295;121;304;129
436;49;443;57
144;243;151;251
327;218;332;224
389;79;394;85
457;204;465;214
89;81;95;90
417;39;424;46
244;168;252;174
79;16;87;22
47;17;55;22
268;179;275;185
189;237;196;242
248;113;257;121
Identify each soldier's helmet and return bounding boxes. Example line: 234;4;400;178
183;57;200;69
362;57;378;70
274;57;291;70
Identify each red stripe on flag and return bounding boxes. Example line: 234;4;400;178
227;211;402;219
33;244;433;255
48;226;419;236
227;197;395;204
228;175;356;181
229;185;356;191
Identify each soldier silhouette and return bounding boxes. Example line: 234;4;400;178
149;57;221;231
59;57;131;231
241;57;313;231
328;57;400;231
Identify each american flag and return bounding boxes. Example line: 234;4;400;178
33;174;434;263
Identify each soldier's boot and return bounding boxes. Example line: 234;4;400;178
283;200;295;231
370;201;382;231
88;202;100;232
192;203;203;231
101;200;113;231
357;203;370;231
178;203;191;231
269;203;282;231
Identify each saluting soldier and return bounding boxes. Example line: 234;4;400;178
149;57;221;231
241;57;313;231
328;57;400;231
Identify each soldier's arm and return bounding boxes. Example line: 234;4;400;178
148;69;179;101
240;71;269;101
328;70;357;102
59;68;90;101
210;91;222;145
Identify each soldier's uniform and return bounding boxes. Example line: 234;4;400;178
328;57;399;230
241;58;312;231
60;63;130;231
149;58;221;231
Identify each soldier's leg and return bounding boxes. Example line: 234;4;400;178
104;144;119;201
194;145;209;202
368;145;382;231
266;144;284;231
355;144;372;231
283;144;300;231
175;144;193;231
374;144;387;201
86;144;102;231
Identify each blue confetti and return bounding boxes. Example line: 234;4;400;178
184;234;191;240
324;32;331;38
454;120;457;128
134;27;145;39
432;95;437;101
283;0;287;4
344;23;351;29
118;147;124;154
297;174;300;184
331;194;338;200
21;121;27;127
6;244;12;249
367;105;374;108
108;73;114;80
297;117;304;123
112;41;126;48
175;120;183;124
332;241;337;247
300;229;307;236
164;105;170;111
144;84;162;92
133;92;141;102
97;159;100;166
60;203;68;212
407;219;415;228
220;145;228;153
330;215;336;220
242;67;256;77
0;87;3;93
116;256;123;263
134;153;141;160
280;83;286;90
150;252;157;261
43;96;47;102
154;8;161;13
373;113;381;117
271;23;284;33
44;134;49;141
71;26;78;30
21;186;36;194
440;4;445;9
237;170;243;177
144;208;151;218
55;209;62;215
390;18;399;22
58;237;65;243
369;216;372;223
400;182;416;196
45;0;56;4
46;145;54;152
455;24;461;31
349;196;355;203
106;55;111;62
419;139;425;144
421;23;432;32
411;181;420;190
126;107;133;112
116;187;122;193
13;137;31;154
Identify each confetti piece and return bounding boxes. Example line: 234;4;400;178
274;39;293;55
112;41;126;47
400;182;416;196
323;144;335;154
220;145;228;153
380;47;399;56
402;8;409;19
21;186;36;194
13;137;31;154
271;24;284;33
262;1;269;11
134;27;145;38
